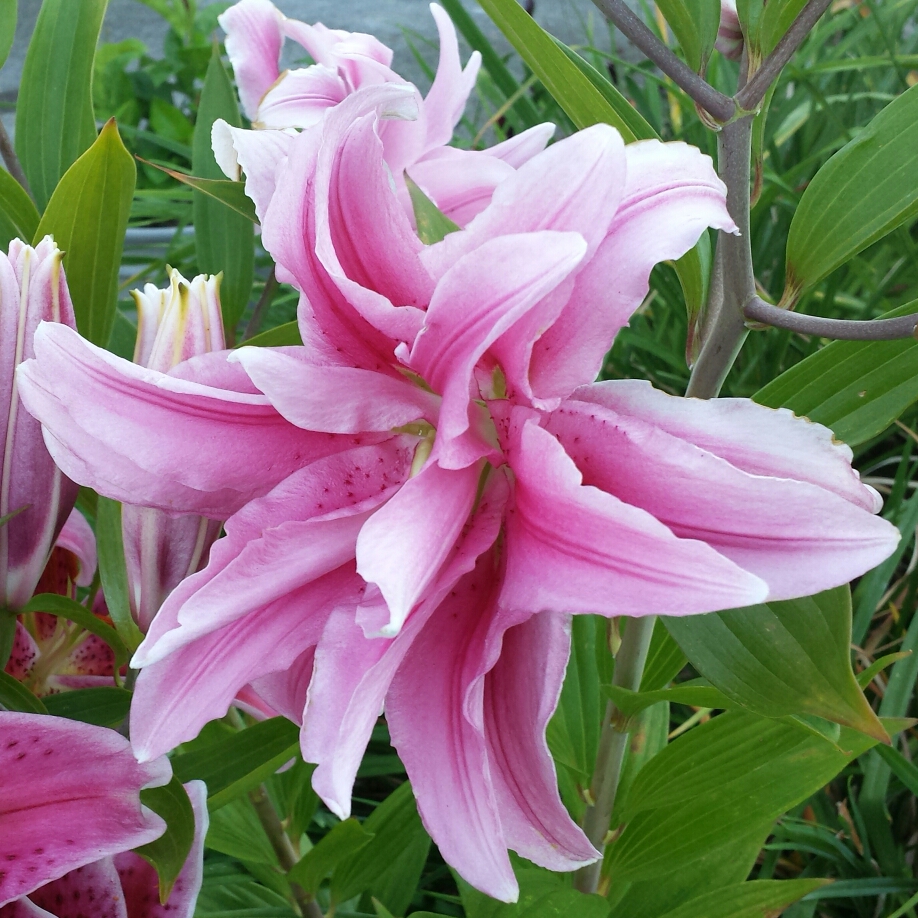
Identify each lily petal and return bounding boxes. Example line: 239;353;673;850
530;140;735;400
26;859;126;918
255;66;347;130
545;397;900;600
501;410;769;618
53;508;96;587
17;324;345;518
0;714;170;906
235;346;439;433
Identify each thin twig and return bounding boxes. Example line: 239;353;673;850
249;786;323;918
590;0;736;122
744;297;918;341
241;268;279;342
736;0;834;111
0;118;33;200
573;615;656;894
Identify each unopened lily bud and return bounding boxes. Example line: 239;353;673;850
716;0;744;61
0;237;79;609
123;269;225;632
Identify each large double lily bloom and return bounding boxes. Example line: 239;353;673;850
18;83;899;899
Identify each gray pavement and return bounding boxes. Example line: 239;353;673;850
2;0;616;102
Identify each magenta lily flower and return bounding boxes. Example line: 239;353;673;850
0;238;79;611
213;2;556;228
122;270;226;633
16;106;899;899
0;713;176;908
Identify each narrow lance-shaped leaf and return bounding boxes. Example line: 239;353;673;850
15;0;108;209
34;119;135;348
0;669;48;714
656;0;722;73
0;0;16;70
782;84;918;307
193;46;255;341
0;167;40;250
135;776;197;902
43;687;132;728
287;819;374;896
139;159;257;223
754;299;918;447
654;879;831;918
663;586;888;742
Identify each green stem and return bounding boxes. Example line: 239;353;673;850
573;615;656;894
249;785;323;918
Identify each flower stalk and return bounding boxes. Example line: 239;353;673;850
573;614;656;894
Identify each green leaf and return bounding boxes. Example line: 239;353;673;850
34;120;136;348
95;496;145;652
605;712;878;918
238;321;302;349
288;819;374;896
372;900;398;918
141;162;258;223
663;587;887;742
43;687;132;728
406;175;460;245
857;651;912;689
656;0;721;72
874;744;918;798
641;618;687;691
783;85;918;304
331;782;429;911
606;680;732;717
0;166;40;250
21;592;129;671
193;46;255;337
758;0;808;56
0;669;48;714
206;795;279;865
477;0;652;140
0;613;14;671
0;0;15;70
655;879;830;918
754;299;918;446
172;716;301;811
459;865;610;918
15;0;108;210
135;776;197;902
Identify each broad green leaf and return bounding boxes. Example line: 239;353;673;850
459;865;610;918
754;300;918;446
141;161;257;223
193;47;254;338
34;120;135;348
664;587;887;742
606;680;732;717
206;795;279;865
435;0;542;128
135;776;197;901
172;716;301;811
656;0;721;72
0;669;48;714
783;85;918;305
0;0;15;70
655;879;830;918
605;712;878;918
373;900;398;918
0;166;40;250
331;781;429;910
43;686;132;728
95;496;145;652
196;864;296;916
477;0;651;140
406;175;460;245
735;0;764;59
611;700;671;826
21;592;129;671
758;0;807;55
288;819;373;895
108;308;138;359
15;0;108;209
239;320;302;349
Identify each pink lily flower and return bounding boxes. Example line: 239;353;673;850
4;507;116;696
122;270;226;633
212;1;556;227
16;106;900;899
0;713;181;908
0;238;79;611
